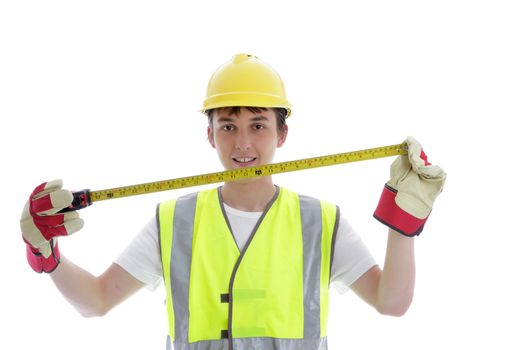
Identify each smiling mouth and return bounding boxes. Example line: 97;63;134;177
233;157;257;164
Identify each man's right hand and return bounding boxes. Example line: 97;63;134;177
20;180;84;273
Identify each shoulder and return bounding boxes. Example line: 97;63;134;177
282;187;339;213
279;187;338;206
156;189;212;211
279;187;339;224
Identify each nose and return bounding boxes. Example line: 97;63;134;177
235;128;252;151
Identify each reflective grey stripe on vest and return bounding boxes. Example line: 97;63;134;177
169;337;327;350
170;192;198;345
299;194;323;340
163;192;329;350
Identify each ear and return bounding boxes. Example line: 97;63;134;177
207;126;215;148
277;124;288;148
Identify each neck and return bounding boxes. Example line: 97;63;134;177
220;177;277;212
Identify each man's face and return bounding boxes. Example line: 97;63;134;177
208;107;287;171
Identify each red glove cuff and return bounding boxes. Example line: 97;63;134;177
26;240;60;273
373;185;428;237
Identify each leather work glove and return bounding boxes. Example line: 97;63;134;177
20;180;84;273
374;136;446;236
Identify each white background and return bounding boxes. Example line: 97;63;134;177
1;1;524;349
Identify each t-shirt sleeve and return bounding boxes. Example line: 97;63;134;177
330;214;377;294
114;216;163;291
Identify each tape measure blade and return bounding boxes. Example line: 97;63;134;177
89;143;406;203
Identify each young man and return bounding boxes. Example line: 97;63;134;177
20;54;446;349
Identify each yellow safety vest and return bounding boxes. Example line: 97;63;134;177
158;187;339;350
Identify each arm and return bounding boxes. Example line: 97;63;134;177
20;180;146;317
350;229;415;316
50;257;145;317
21;180;84;273
352;137;445;316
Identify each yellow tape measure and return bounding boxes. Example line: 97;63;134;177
64;143;406;211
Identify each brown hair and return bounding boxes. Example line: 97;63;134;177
205;107;287;136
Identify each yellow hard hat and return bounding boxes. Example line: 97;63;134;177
202;54;292;117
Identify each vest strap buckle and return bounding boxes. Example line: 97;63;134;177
220;293;230;303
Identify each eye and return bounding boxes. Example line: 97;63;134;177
254;124;265;130
222;124;236;132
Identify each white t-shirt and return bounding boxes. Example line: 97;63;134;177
115;202;377;294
